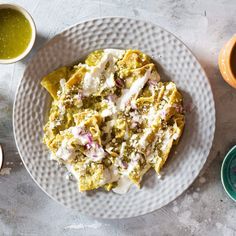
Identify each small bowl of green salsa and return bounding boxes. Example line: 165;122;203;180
0;3;36;64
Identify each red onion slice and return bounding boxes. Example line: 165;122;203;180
115;78;124;88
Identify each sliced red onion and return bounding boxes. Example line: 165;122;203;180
87;133;93;143
160;109;166;118
83;132;93;148
115;78;124;88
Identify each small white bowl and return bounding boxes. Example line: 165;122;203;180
0;3;36;64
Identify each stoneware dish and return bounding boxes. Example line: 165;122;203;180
13;17;215;218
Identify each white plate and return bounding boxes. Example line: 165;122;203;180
13;17;215;219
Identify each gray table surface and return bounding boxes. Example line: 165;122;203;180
0;0;236;235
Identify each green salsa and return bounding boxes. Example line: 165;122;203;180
0;8;32;59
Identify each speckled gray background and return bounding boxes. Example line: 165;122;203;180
0;0;236;235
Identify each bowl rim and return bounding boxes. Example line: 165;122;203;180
0;3;36;64
218;34;236;88
221;145;236;202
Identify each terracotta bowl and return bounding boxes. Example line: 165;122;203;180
218;35;236;88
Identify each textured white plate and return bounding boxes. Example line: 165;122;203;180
13;17;215;219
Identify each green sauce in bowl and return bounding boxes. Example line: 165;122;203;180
0;8;33;60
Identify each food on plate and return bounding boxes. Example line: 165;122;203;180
41;49;185;194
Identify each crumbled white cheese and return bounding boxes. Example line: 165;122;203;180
58;101;66;115
130;111;143;125
101;100;117;118
83;73;100;96
84;143;106;162
129;134;139;148
101;50;125;90
138;128;152;149
101;109;112;117
146;106;158;126
56;139;76;161
103;49;125;58
160;130;172;152
124;152;141;175
71;126;90;145
104;74;115;88
73;94;83;108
